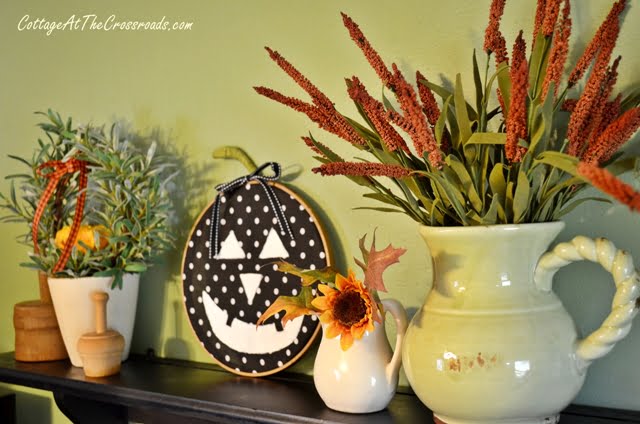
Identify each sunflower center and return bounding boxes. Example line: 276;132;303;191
333;290;367;327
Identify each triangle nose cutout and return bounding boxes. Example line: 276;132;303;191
239;273;263;305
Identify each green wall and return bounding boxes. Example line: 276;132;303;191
1;0;639;422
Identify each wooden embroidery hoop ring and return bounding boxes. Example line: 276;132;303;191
180;147;333;377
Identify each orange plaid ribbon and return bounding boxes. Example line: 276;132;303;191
32;158;89;273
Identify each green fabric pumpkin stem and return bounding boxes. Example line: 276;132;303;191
212;146;258;173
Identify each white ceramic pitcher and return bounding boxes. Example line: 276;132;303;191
313;298;408;413
403;222;640;424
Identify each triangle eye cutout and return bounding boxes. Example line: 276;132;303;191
215;230;246;259
259;228;290;259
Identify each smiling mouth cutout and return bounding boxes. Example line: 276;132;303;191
202;290;303;355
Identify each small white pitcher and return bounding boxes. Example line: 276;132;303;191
313;298;408;413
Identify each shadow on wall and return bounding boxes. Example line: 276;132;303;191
12;390;52;424
116;121;216;360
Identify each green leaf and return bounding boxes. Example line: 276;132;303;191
534;152;580;177
276;261;338;286
146;142;157;166
489;163;507;198
435;95;453;146
528;82;555;157
505;181;515;222
94;269;118;277
402;176;435;211
381;89;397;113
454;74;473;144
124;262;147;273
353;206;405;213
513;170;530;223
466;132;507;145
418;171;469;225
256;286;316;327
422;80;478;121
556;197;610;218
472;49;484;118
496;62;511;117
344;115;379;143
620;86;640;112
429;198;444;225
481;195;499;224
530;165;546;203
7;155;31;168
529;33;551;99
446;155;482;212
362;192;400;207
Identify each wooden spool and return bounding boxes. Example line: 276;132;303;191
77;291;124;378
13;272;68;362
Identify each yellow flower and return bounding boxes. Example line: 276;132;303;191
54;225;109;253
311;269;381;351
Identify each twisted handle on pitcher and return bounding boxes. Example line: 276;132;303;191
381;299;408;383
534;236;640;367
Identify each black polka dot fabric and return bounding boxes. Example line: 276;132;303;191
182;181;329;376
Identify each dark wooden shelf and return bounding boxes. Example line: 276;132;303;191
0;352;638;423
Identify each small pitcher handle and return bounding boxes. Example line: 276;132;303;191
381;299;408;381
534;236;640;367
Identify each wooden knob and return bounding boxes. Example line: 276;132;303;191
92;291;109;335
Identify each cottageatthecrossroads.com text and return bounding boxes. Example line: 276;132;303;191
17;14;194;36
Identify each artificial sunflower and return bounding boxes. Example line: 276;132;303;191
311;270;381;351
256;232;405;351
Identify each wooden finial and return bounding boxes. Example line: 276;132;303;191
77;290;124;377
92;291;109;335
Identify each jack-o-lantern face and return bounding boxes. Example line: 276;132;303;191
182;182;330;376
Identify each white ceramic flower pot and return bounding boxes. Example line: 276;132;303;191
313;299;408;413
403;222;640;424
48;273;140;367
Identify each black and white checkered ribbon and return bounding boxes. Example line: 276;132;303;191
209;162;294;259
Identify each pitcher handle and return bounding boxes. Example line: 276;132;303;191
381;298;408;381
534;236;640;367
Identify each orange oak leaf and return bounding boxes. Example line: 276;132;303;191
256;286;316;327
354;231;406;292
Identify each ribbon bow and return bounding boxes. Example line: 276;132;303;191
209;162;294;259
32;158;89;273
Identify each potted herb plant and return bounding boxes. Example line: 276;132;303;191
1;111;176;367
255;1;640;422
0;110;76;362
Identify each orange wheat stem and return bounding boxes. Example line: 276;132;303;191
582;107;640;165
567;13;622;157
541;0;562;37
341;13;395;90
541;0;571;100
505;32;528;162
578;162;640;211
484;0;509;65
568;0;626;87
416;71;441;126
313;162;411;178
347;77;411;154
